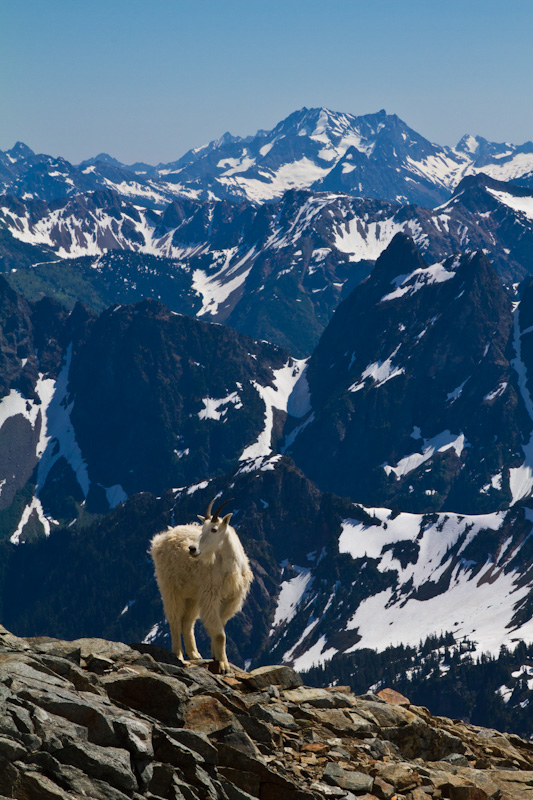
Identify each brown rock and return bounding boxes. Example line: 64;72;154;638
184;694;234;734
410;790;432;800
301;742;329;754
373;775;395;798
377;688;411;706
449;787;490;800
373;763;421;792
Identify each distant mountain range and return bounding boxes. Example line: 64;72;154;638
2;107;533;207
3;173;533;356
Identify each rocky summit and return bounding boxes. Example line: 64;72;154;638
1;626;532;800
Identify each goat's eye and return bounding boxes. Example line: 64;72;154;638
211;526;218;533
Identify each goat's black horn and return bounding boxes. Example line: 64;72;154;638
212;498;234;521
205;499;215;519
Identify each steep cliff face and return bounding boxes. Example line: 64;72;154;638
289;234;528;513
1;626;532;800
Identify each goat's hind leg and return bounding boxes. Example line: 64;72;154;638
182;598;202;660
167;611;186;663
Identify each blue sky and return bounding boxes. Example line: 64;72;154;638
2;0;532;164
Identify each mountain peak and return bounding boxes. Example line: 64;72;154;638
7;141;35;160
372;232;427;282
79;153;125;169
456;134;485;155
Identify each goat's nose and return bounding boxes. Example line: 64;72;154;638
189;545;197;555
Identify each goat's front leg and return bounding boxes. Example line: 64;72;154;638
204;615;230;673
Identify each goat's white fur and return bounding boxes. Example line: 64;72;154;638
150;502;253;673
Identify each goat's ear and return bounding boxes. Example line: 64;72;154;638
197;515;205;522
222;513;233;525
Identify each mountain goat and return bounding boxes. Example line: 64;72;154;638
150;498;253;673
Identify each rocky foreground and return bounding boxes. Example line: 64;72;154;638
0;627;532;800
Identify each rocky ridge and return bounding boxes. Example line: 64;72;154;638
1;626;532;800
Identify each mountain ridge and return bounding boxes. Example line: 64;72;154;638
3;106;533;208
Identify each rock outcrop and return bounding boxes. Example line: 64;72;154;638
0;626;532;800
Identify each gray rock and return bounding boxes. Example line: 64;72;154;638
192;763;220;799
283;687;354;709
219;776;258;800
0;707;19;739
309;781;347;796
1;654;68;694
441;753;470;767
0;626;30;653
102;670;189;726
164;726;218;765
0;758;20;799
173;776;202;800
73;637;134;660
31;705;88;748
236;713;275;747
146;761;175;797
16;768;74;800
354;699;417;728
153;729;203;772
114;714;154;758
8;701;34;734
37;653;102;693
250;701;298;730
26;638;82;664
218;766;261;797
0;735;26;761
53;738;137;792
22;686;116;745
215;719;262;758
43;758;133;800
86;654;116;673
322;762;374;793
244;665;303;691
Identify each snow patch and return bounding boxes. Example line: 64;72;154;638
240;359;308;461
381;262;456;303
272;566;313;628
198;392;243;421
383;430;466;478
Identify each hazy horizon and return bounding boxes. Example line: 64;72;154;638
2;0;532;164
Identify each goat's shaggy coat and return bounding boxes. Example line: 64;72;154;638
150;508;253;673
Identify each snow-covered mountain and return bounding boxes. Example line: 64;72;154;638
3;175;533;356
0;142;182;208
2;108;533;208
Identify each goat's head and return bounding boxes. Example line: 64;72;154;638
189;498;234;558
